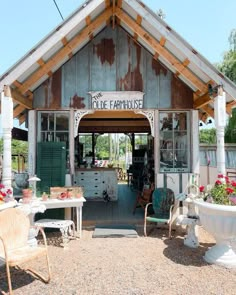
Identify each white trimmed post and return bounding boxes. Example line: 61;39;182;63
1;86;13;192
214;86;226;176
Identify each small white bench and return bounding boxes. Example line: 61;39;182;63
35;219;76;248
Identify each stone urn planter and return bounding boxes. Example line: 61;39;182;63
194;200;236;268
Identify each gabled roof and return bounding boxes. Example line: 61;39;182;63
1;0;236;124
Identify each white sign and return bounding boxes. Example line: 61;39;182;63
89;91;144;110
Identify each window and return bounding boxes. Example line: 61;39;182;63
159;111;190;172
38;112;69;144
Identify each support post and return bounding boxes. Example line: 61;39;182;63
1;86;13;192
214;86;226;176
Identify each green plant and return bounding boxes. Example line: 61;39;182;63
199;174;236;205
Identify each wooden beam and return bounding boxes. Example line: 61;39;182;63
153;52;159;60
193;93;213;109
61;37;68;46
17;8;113;95
117;0;122;8
159;36;166;47
105;0;110;8
115;8;208;93
37;58;45;67
13;105;26;118
85;16;91;26
201;105;214;118
11;88;32;109
18;113;26;125
112;0;115;29
226;100;236;114
136;15;142;26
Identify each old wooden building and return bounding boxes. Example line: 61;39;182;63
1;0;236;199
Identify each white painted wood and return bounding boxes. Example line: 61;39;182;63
28;110;37;176
69;109;75;178
191;110;200;177
214;91;226;175
74;169;118;201
0;0;105;91
1;90;13;191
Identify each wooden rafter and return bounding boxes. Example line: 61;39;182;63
226;100;236;114
18;113;26;125
11;88;32;109
17;8;113;95
13;105;26;118
115;7;208;94
159;36;166;47
201;105;214;118
117;0;122;8
193;93;213;109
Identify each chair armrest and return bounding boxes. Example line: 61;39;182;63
30;226;48;247
144;202;153;219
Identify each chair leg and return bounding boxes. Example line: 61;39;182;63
26;251;51;283
5;261;13;295
144;219;147;237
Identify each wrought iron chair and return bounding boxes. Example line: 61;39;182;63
144;188;175;238
0;208;51;295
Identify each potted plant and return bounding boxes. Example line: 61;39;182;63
194;174;236;268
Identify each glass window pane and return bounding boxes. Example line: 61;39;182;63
56;113;69;131
41;113;48;131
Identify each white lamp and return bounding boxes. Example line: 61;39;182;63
28;175;41;199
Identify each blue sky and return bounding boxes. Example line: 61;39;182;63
0;0;235;75
0;0;234;131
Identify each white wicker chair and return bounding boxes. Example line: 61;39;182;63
0;207;51;295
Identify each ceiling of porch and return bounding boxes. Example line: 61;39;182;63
0;0;236;125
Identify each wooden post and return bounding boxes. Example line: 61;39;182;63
214;86;226;176
1;85;13;192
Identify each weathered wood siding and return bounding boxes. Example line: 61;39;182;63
34;26;193;109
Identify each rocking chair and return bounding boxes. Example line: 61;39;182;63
0;208;51;295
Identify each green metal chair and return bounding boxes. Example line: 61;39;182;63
144;187;175;238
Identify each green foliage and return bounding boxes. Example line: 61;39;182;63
199;128;216;144
218;50;236;84
0;139;28;171
225;108;236;143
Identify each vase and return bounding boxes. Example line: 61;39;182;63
194;200;236;268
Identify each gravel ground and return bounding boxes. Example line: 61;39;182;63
1;226;236;295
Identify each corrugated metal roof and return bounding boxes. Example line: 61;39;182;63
0;0;236;122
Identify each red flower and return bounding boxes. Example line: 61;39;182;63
215;180;222;185
0;184;4;189
218;174;224;178
226;187;234;194
199;186;205;192
231;181;236;187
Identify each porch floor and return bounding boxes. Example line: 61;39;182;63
82;183;145;227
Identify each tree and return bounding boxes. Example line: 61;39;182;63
217;29;236;83
199;128;216;144
225;108;236;143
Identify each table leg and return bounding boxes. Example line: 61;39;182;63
76;206;82;238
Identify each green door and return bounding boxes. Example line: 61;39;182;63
37;142;66;193
36;142;67;223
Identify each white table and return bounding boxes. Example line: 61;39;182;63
39;197;86;238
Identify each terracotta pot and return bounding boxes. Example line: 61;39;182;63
22;189;32;202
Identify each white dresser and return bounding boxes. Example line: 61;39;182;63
74;168;118;201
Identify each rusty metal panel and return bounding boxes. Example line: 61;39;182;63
35;26;190;110
91;27;117;94
171;75;193;108
33;69;61;108
117;28;131;90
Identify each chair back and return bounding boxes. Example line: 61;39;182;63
152;188;175;218
0;208;30;256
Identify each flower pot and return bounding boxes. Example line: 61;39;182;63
22;189;32;203
194;200;236;268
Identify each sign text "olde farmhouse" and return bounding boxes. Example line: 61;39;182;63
89;91;144;110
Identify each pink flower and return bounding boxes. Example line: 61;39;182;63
218;174;224;178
